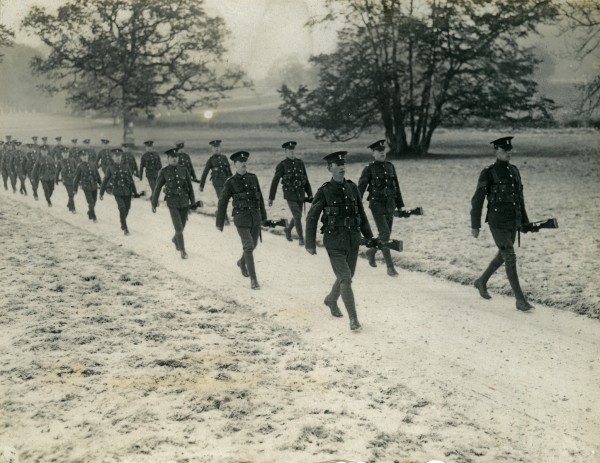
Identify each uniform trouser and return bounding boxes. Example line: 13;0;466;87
286;200;304;241
63;180;75;210
18;174;27;194
2;170;8;189
114;195;132;230
146;176;157;196
9;172;17;191
371;211;395;268
84;190;98;220
30;177;39;197
214;183;230;222
41;180;54;203
169;206;189;251
236;224;260;279
325;241;360;321
480;226;526;301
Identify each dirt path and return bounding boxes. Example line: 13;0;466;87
1;188;599;463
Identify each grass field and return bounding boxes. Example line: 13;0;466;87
2;113;599;317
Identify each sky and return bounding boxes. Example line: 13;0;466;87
0;0;338;80
0;0;594;82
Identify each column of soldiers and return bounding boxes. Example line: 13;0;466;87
1;134;539;331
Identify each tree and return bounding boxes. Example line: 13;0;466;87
0;23;15;63
560;0;600;119
279;0;558;157
22;0;247;140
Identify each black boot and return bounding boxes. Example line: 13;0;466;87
366;248;377;267
237;258;249;277
475;253;503;299
324;298;343;317
474;279;491;299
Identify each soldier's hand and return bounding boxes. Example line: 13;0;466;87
199;187;204;192
306;247;316;255
268;199;273;207
216;226;223;232
152;207;156;213
100;195;103;200
471;228;480;238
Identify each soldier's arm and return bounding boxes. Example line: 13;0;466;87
268;161;284;201
186;169;195;205
391;164;405;209
516;166;530;225
470;168;490;230
257;180;268;221
99;167;112;197
73;165;82;194
216;180;233;229
95;167;102;186
356;188;374;239
226;160;232;177
130;172;138;196
188;156;197;180
138;154;145;179
305;188;325;251
303;163;313;198
54;162;61;184
199;158;211;189
151;170;166;208
31;162;39;182
357;165;371;199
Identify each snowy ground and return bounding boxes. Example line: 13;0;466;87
1;182;599;462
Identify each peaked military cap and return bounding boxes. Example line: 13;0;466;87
230;150;250;162
5;135;11;141
41;137;48;142
101;139;109;144
368;139;386;151
71;138;78;143
121;142;130;148
175;141;185;149
0;141;3;145
324;151;347;165
165;148;179;157
282;141;297;150
209;139;221;147
32;136;38;142
55;136;62;141
111;148;123;154
143;140;154;147
491;136;513;150
83;139;90;144
40;144;50;151
15;141;22;146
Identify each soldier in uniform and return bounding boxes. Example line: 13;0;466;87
100;148;139;235
305;151;374;331
199;139;232;223
8;141;21;193
55;148;79;212
51;136;64;162
175;141;197;181
0;141;5;189
470;136;534;312
121;142;139;178
216;151;267;290
358;139;405;276
27;143;40;200
268;141;313;245
31;145;56;206
73;150;102;222
139;140;162;196
97;139;112;174
69;138;81;162
151;148;195;259
82;139;96;166
17;143;32;195
2;139;14;192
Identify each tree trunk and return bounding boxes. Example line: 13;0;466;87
122;110;134;144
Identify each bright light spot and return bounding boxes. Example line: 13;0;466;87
204;110;213;119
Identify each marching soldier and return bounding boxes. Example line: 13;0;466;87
69;138;81;162
305;151;374;331
268;141;313;245
471;136;534;312
73;150;102;222
199;139;232;223
174;141;197;181
0;141;5;190
139;140;162;196
55;148;78;212
51;136;64;162
82;139;96;165
8;141;21;193
31;145;56;206
2;139;14;192
151;148;195;259
97;139;113;174
17;143;32;195
358;139;405;276
27;144;40;200
121;142;139;178
32;136;39;146
100;148;139;235
216;151;267;290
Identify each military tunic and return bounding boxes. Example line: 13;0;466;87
177;151;197;181
139;150;162;194
200;153;232;190
100;164;138;232
31;156;57;204
121;150;139;178
97;148;113;174
56;157;79;211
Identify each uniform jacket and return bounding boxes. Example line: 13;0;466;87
200;154;232;188
305;179;373;252
268;158;313;202
121;151;139;177
139;151;162;179
471;159;529;230
358;160;404;214
177;151;196;180
73;161;102;192
55;158;78;184
97;149;112;171
32;156;57;182
216;172;267;228
100;163;137;197
151;165;195;209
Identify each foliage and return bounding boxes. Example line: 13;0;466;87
560;0;600;119
21;0;247;139
0;23;15;62
279;0;559;157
